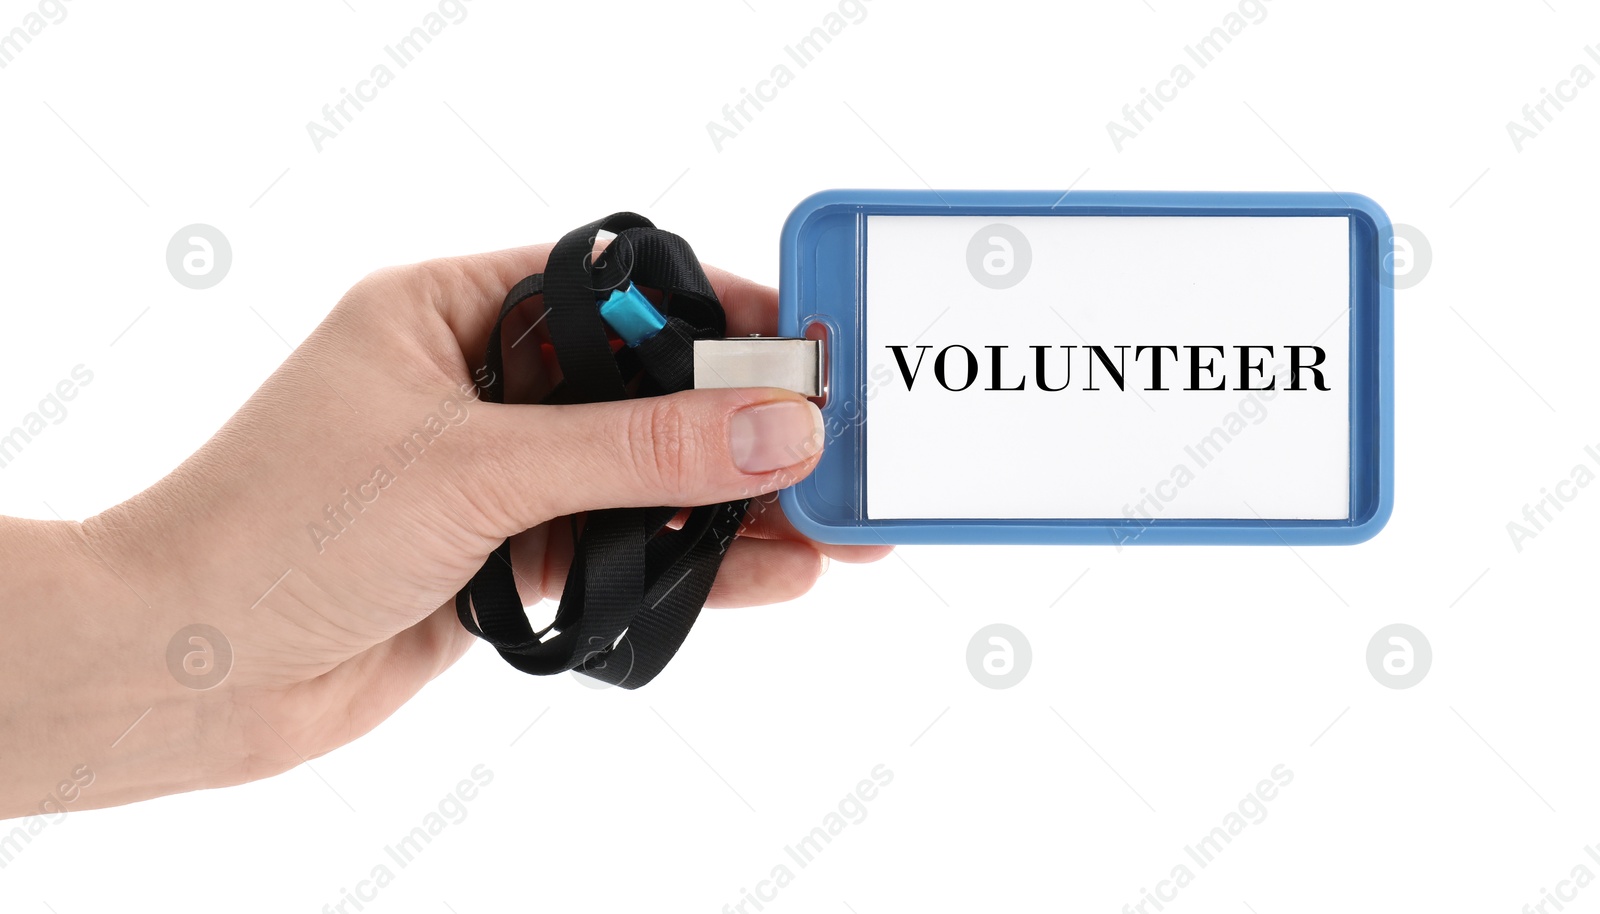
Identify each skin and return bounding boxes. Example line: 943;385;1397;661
0;243;889;818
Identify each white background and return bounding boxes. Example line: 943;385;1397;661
865;215;1351;520
1;1;1597;912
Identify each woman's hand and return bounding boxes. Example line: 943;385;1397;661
0;243;889;818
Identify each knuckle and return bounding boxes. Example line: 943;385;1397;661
627;398;711;502
335;265;428;326
350;264;417;299
407;257;462;301
349;262;448;311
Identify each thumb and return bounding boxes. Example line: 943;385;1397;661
474;387;826;525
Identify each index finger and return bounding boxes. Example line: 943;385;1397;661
702;265;780;337
408;244;778;358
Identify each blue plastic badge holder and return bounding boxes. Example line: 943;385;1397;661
777;189;1395;546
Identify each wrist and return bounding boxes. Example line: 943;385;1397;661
0;514;225;817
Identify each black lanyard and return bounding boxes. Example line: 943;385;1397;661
453;214;749;688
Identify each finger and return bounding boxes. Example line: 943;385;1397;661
704;536;829;608
534;530;824;608
524;504;884;616
408;244;776;361
498;300;560;405
278;602;478;756
459;525;564;645
507;522;563;604
702;266;779;337
664;495;893;564
733;492;893;562
469;387;826;532
405;243;557;363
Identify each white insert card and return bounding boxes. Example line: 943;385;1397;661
863;215;1351;521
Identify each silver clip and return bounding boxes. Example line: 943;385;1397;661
692;337;824;397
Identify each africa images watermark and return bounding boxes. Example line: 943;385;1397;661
1121;764;1294;914
321;763;494;914
0;364;94;471
1505;45;1600;153
1505;442;1600;553
705;0;875;152
721;763;894;914
304;0;476;152
967;623;1033;689
307;370;487;554
1105;0;1274;151
1521;845;1600;914
1109;360;1299;549
166;623;234;691
0;0;74;71
0;763;94;870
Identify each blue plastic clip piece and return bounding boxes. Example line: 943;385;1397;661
597;282;666;347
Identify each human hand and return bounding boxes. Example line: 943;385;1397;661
0;243;889;817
